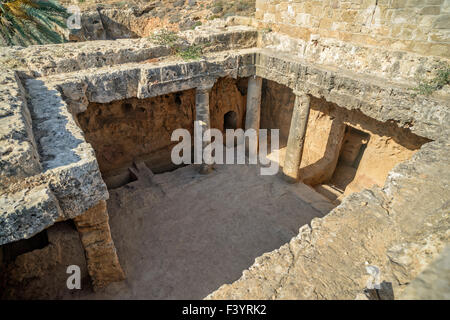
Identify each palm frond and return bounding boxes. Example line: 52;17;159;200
0;0;70;47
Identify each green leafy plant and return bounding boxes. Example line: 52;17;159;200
191;20;202;30
0;0;70;47
150;28;206;61
411;63;450;97
150;28;180;53
261;27;272;34
177;44;203;60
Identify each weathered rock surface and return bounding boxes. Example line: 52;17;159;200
61;0;255;40
0;77;109;245
25;80;108;218
7;26;257;77
399;246;450;300
0;186;61;245
0;70;41;186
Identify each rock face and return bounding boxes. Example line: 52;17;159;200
62;0;256;40
0;186;62;245
78;90;197;181
262;80;429;192
77;77;247;187
399;246;450;300
0;70;41;186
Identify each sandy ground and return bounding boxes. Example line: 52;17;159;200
66;155;334;299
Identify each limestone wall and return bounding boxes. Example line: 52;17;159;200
255;0;450;58
261;79;429;191
77;77;247;188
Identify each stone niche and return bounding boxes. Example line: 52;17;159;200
77;76;248;189
0;222;90;300
261;80;430;201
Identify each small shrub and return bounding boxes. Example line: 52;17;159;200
150;29;180;46
191;21;202;30
150;29;205;61
207;14;220;20
177;44;203;60
411;63;450;97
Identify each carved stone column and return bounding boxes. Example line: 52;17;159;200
195;79;216;174
283;91;311;183
74;200;125;290
245;76;263;139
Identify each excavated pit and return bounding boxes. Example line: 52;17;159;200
37;76;428;300
1;74;432;300
1;1;448;300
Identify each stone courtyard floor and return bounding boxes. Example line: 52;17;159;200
67;159;334;299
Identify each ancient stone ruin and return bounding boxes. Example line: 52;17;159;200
0;0;449;300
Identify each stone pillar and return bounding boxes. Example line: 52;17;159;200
195;80;216;174
245;76;263;137
283;92;311;183
74;200;125;290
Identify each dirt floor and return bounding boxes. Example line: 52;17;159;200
62;152;334;299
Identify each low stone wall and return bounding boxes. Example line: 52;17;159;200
3;25;257;77
261;80;429;189
255;0;450;58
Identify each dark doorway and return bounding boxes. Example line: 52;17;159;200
330;126;370;192
224;111;238;130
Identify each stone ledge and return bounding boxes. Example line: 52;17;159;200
42;49;256;110
24;79;109;219
0;185;61;245
0;71;41;186
255;49;450;141
7;26;257;77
